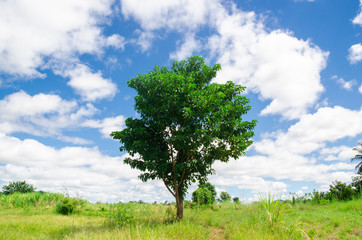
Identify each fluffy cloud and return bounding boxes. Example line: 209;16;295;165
61;64;118;102
0;133;172;202
121;0;209;31
0;0;124;102
0;0;124;77
212;106;361;188
332;75;357;90
353;0;362;26
83;115;126;138
348;43;362;64
0;91;98;144
121;0;328;120
208;7;328;120
170;33;202;61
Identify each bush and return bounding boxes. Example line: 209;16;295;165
109;204;134;226
327;181;355;201
55;197;80;215
350;176;362;195
2;181;35;195
192;187;213;205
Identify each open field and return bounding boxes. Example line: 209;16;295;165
0;192;361;240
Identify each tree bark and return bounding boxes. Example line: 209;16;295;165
175;194;184;220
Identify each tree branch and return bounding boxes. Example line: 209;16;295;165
162;177;176;198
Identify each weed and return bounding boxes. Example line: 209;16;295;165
108;203;134;226
258;193;293;231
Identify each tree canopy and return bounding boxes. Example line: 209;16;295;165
111;56;257;219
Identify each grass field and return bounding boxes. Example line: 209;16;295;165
0;192;361;239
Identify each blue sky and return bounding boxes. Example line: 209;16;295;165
0;0;361;203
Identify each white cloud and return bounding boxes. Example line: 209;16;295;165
348;43;362;64
120;0;209;31
208;7;328;119
353;0;362;26
320;146;357;161
359;84;362;94
210;175;288;194
0;91;98;144
213;106;361;187
62;64;118;102
0;0;124;80
0;133;173;202
170;33;202;61
83;115;126;138
332;76;357;90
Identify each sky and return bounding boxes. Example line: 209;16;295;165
0;0;361;203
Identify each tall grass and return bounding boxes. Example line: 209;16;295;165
258;193;293;231
0;191;63;208
0;193;361;239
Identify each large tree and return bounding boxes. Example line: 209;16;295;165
111;56;256;220
352;143;362;174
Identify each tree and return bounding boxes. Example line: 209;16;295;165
233;197;240;203
352;143;362;174
2;181;35;195
219;191;231;202
111;56;256;220
198;182;217;203
192;187;213;205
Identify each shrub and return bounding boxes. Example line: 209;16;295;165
2;181;35;195
350;176;362;195
109;204;134;226
192;187;213;205
327;181;355;201
55;197;80;215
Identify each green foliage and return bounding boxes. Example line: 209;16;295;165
258;193;293;231
192;182;217;205
111;55;257;219
233;197;240;203
198;182;217;202
0;191;63;208
352;143;362;174
219;191;231;202
327;181;355;201
2;181;35;195
108;203;134;226
192;187;213;205
55;197;82;215
350;176;362;194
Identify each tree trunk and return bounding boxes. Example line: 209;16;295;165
175;193;184;220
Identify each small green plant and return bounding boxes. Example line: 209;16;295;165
258;193;293;231
109;204;134;226
2;181;35;195
55;197;80;215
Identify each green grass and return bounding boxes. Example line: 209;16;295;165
0;193;361;239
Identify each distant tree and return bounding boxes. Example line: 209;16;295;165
2;181;35;195
192;187;213;205
327;181;355;201
233;197;240;203
198;182;217;203
352;143;362;174
219;191;231;202
111;56;256;220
